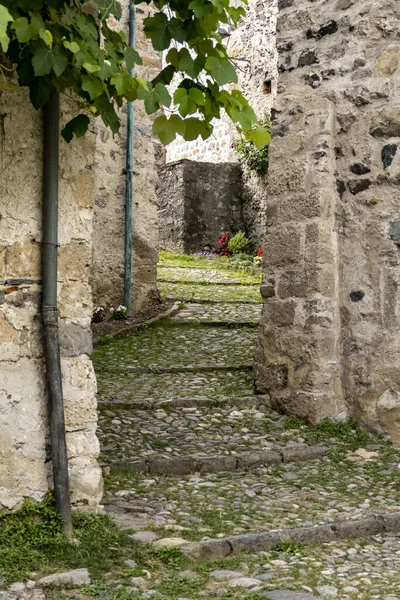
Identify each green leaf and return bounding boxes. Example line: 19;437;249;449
32;45;67;77
125;46;142;71
178;49;199;78
179;95;197;117
82;74;104;99
205;56;238;85
61;114;91;143
166;47;180;69
169;114;185;137
83;62;101;73
51;46;68;77
64;40;80;53
0;4;13;52
144;13;170;51
12;17;30;43
174;88;187;104
32;47;53;76
154;83;171;107
153;114;177;145
188;0;206;18
39;28;53;47
29;77;55;109
229;103;257;132
183;117;212;141
167;18;186;44
188;88;205;105
246;126;271;150
94;94;120;133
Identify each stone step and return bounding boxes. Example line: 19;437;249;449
97;401;323;467
103;441;400;548
105;445;328;475
158;281;261;303
99;393;268;410
181;512;400;560
170;301;261;324
96;368;255;404
157;266;260;285
159;279;259;286
98;363;252;375
92;323;257;373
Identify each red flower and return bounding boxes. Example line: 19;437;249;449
257;245;263;257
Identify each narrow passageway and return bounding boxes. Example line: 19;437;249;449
93;252;264;469
91;253;400;598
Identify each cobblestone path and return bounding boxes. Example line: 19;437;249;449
92;254;400;600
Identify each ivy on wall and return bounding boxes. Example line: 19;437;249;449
0;1;270;149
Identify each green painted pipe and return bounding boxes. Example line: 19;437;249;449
124;2;136;312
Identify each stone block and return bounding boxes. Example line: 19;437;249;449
380;512;400;533
267;301;297;327
182;539;232;560
58;242;91;282
281;524;336;545
38;569;91;586
281;445;328;462
59;321;92;357
196;455;237;474
253;362;289;393
110;460;147;474
377;45;400;76
370;111;400;138
263;228;302;268
236;450;282;470
148;457;196;476
331;518;385;538
69;463;104;508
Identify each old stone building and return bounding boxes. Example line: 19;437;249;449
164;0;400;444
254;0;400;443
0;3;162;511
0;92;102;510
157;0;278;252
92;5;162;315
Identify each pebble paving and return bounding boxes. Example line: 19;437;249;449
4;254;400;600
93;324;257;371
170;302;261;323
97;369;254;405
103;444;400;538
93;253;400;600
158;281;262;303
98;403;326;463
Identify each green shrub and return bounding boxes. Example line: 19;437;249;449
228;232;251;255
234;113;271;175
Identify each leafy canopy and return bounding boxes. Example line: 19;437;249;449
0;0;270;148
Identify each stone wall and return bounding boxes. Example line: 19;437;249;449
92;3;162;315
166;0;278;165
163;0;277;248
0;90;102;510
255;0;400;442
157;160;244;253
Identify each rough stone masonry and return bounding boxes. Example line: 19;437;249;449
0;92;102;510
92;2;162;315
254;0;400;443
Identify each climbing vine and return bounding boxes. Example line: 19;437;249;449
233;113;271;174
0;1;270;148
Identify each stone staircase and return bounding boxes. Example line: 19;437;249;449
92;257;400;599
94;260;329;476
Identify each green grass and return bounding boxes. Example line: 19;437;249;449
158;251;261;280
0;495;190;587
283;416;376;451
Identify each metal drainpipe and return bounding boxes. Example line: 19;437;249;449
123;1;136;312
42;93;72;535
